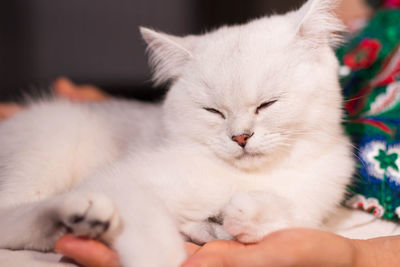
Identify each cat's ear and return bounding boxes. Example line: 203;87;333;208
294;0;345;47
140;27;193;86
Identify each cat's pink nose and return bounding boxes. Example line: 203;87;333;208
232;133;253;148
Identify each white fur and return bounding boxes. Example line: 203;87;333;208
0;1;355;266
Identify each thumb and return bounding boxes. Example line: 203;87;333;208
55;234;119;267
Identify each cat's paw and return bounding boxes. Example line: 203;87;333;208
54;193;120;243
222;191;287;243
180;221;218;244
180;218;232;244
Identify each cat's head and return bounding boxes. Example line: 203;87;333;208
141;0;345;170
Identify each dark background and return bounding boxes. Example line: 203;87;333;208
0;0;303;102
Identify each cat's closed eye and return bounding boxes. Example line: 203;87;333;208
203;107;225;119
255;100;277;114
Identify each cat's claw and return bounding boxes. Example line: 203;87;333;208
54;193;120;243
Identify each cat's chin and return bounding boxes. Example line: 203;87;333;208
236;151;264;160
230;152;269;171
226;147;289;171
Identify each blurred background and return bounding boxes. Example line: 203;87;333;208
0;0;303;101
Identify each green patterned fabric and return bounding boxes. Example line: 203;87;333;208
336;9;400;220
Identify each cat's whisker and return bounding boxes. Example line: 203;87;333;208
342;93;372;103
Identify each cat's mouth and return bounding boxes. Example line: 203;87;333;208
236;151;263;160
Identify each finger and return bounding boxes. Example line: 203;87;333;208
53;77;77;96
181;241;247;267
185;242;201;256
195;240;244;256
77;85;109;101
55;234;119;267
53;77;108;101
0;103;23;120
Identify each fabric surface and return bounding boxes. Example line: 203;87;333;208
336;8;400;221
0;250;72;267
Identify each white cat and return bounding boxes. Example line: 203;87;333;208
0;0;354;266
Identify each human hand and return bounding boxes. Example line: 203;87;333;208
0;103;22;120
53;77;108;101
182;228;357;267
0;77;108;121
55;235;199;267
335;0;373;31
56;229;357;267
55;235;120;267
56;228;400;267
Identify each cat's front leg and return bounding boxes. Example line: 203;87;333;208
0;192;120;251
53;192;121;243
114;222;186;267
222;191;292;243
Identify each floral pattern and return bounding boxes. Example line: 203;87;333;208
345;195;385;217
343;38;381;70
368;81;400;115
337;9;400;221
360;140;400;184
